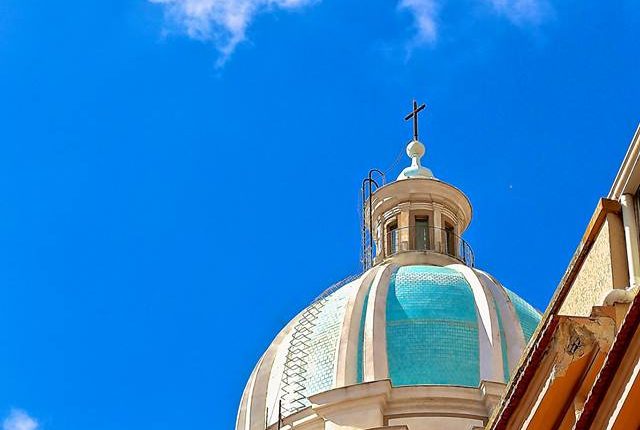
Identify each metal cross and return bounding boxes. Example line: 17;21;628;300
404;99;427;141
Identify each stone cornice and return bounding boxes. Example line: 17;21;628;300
366;178;473;233
309;380;505;427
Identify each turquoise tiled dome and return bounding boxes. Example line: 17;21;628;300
386;266;481;386
237;264;542;429
380;265;540;387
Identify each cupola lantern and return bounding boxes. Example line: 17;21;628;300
363;100;473;268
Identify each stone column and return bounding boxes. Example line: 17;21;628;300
398;204;411;252
374;217;383;262
433;203;443;253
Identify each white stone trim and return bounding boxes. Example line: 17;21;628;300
245;355;265;430
476;269;526;375
449;264;503;383
334;268;379;386
237;356;262;430
364;264;396;382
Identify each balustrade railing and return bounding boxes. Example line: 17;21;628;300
381;225;474;267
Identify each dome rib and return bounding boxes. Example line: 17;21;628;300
475;270;528;376
362;264;396;382
335;269;378;387
452;264;507;384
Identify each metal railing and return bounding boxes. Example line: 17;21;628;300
278;272;363;419
381;225;474;267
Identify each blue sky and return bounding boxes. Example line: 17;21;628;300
0;0;638;429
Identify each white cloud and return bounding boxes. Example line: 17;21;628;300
488;0;552;25
151;0;317;66
151;0;552;65
398;0;439;44
400;0;552;46
3;410;38;430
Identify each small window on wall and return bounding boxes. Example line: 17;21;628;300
387;222;398;255
444;222;455;257
415;216;429;251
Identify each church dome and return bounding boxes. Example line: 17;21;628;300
237;101;541;430
236;263;541;429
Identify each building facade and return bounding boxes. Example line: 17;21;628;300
487;125;640;430
236;107;542;430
